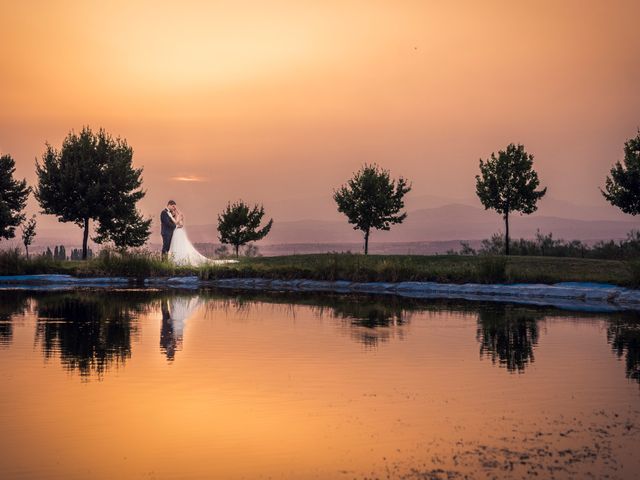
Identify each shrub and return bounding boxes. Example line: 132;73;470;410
214;244;231;258
244;244;261;257
455;230;640;260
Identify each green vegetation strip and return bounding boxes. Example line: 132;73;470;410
2;250;639;287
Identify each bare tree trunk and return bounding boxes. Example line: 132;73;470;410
364;229;370;255
25;245;29;260
235;244;239;258
504;211;510;256
82;217;89;260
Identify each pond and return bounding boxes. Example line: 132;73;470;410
0;289;638;479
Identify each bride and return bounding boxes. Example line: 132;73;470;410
160;296;202;361
167;206;213;266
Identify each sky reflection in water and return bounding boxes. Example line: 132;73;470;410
0;289;638;479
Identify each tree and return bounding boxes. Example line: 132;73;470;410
217;201;273;257
21;215;37;259
602;130;640;216
35;127;150;260
0;154;30;241
333;164;411;254
475;144;547;255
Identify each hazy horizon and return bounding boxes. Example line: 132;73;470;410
2;1;639;246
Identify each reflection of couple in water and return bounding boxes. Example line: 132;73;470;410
160;297;201;361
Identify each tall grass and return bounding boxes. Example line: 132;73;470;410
627;259;640;287
1;249;638;287
0;249;22;275
90;249;180;278
476;256;508;283
0;248;65;275
0;248;189;278
198;253;480;283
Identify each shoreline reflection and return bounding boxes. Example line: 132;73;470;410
0;290;639;479
0;289;637;385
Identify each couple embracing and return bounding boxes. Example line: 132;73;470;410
160;200;214;266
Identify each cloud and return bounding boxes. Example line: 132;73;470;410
170;175;208;182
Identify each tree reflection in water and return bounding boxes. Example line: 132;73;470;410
316;297;411;348
9;287;639;384
607;316;640;383
304;296;416;348
476;305;544;373
35;291;155;378
202;291;413;349
0;291;29;347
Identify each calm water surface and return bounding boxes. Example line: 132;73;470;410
0;290;638;479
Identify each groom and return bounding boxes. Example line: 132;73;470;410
161;200;177;259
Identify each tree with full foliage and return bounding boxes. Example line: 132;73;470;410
475;144;547;255
21;215;37;259
35;127;151;259
333;164;411;254
217;201;273;257
0;154;30;241
602;130;640;216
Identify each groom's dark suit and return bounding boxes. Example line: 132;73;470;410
160;208;176;257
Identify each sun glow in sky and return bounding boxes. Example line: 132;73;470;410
1;0;639;237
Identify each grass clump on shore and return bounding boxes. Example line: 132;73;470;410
1;249;637;287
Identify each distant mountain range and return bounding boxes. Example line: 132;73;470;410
183;202;637;245
11;197;638;254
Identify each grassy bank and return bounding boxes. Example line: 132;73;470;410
199;254;639;286
1;249;639;287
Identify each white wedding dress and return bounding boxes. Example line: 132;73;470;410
169;226;210;266
160;296;202;360
167;213;238;266
168;296;202;335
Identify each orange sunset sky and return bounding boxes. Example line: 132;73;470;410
1;0;640;240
